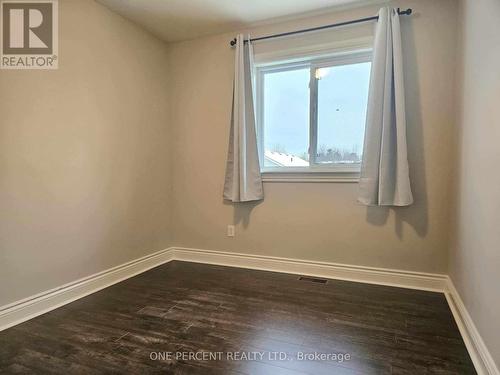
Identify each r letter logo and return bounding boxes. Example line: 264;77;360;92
1;0;58;69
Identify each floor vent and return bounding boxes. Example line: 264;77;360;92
298;276;328;284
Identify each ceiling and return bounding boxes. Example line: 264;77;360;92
97;0;376;43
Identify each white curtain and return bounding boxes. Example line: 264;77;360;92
223;34;264;202
358;7;413;206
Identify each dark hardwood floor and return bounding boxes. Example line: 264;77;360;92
0;261;476;374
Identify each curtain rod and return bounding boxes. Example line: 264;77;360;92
229;8;412;47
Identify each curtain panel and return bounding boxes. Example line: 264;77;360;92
358;7;413;206
223;34;264;202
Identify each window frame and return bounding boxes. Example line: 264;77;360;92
255;49;372;182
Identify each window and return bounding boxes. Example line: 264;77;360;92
255;51;371;181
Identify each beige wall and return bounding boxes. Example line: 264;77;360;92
168;0;458;274
450;0;500;367
0;0;171;306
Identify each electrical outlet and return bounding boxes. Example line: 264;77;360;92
227;225;235;237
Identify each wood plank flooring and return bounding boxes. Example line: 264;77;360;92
0;261;476;374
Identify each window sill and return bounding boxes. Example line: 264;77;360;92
261;171;360;183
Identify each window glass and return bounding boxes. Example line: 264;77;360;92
257;52;372;173
263;67;310;168
316;62;371;165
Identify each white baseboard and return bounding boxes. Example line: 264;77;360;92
0;247;174;332
0;246;447;332
1;246;496;375
172;247;448;292
445;278;499;375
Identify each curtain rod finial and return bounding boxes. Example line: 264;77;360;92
230;38;237;47
397;8;412;15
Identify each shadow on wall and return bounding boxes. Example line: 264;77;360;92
366;14;429;240
223;199;263;229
